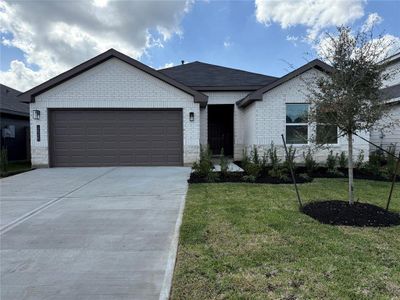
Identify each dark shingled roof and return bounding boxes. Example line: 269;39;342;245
381;84;400;100
159;61;277;91
0;84;28;117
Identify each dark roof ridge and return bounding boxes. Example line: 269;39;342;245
161;60;277;79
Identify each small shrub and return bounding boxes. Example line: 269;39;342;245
0;148;8;175
219;148;229;176
192;145;213;178
251;145;260;166
326;150;338;173
303;149;317;175
268;142;280;169
268;165;289;181
355;150;365;169
243;161;262;178
241;146;262;178
206;172;220;183
367;151;382;176
338;151;348;169
261;153;268;169
242;149;250;170
283;145;296;169
386;144;398;175
242;175;256;183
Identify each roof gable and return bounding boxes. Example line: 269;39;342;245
159;61;277;91
19;49;207;106
0;84;28;117
237;59;333;108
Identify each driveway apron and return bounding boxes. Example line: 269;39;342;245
0;167;190;300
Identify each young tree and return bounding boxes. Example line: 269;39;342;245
308;26;398;204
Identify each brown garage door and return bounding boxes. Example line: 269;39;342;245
49;109;183;167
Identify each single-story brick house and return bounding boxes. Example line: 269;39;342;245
20;48;375;167
0;84;30;162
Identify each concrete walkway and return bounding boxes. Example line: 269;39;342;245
0;167;190;300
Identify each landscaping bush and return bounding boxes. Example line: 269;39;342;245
251;145;260;166
366;150;382;176
283;145;296;169
268;166;289;181
192;145;213;178
326;150;338;173
355;150;365;169
303;148;317;175
219;148;229;177
261;153;268;170
338;151;348;169
241;146;262;178
268;142;280;169
385;144;399;176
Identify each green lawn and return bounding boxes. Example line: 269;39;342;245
0;161;32;177
171;179;400;300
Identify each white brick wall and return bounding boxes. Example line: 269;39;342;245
30;58;200;167
250;69;370;162
370;59;400;151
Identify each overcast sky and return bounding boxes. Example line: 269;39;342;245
1;0;399;92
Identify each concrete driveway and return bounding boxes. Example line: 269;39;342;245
0;167;190;300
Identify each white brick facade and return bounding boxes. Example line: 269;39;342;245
370;59;400;150
247;69;370;162
30;58;200;167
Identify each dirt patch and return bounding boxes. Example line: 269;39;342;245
302;200;400;227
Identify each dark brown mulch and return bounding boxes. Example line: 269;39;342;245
188;172;313;184
302;200;400;227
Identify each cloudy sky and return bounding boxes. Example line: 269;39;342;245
1;0;399;92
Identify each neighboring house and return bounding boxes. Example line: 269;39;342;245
20;49;369;168
0;84;30;162
370;52;400;151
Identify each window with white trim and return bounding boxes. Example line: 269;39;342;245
286;104;309;144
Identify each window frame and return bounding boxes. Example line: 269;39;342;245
285;103;310;145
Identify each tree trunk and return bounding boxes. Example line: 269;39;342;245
348;132;354;205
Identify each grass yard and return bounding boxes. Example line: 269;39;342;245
0;161;32;177
171;179;400;300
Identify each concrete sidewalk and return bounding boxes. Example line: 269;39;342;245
0;167;190;300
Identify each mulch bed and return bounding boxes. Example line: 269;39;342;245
302;200;400;227
188;172;313;184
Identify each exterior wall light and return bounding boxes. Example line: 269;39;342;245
33;110;41;120
189;112;194;122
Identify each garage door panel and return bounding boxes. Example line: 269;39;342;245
49;109;183;167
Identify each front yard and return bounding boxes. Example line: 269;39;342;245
0;161;32;178
171;179;400;299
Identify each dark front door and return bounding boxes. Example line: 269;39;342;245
207;105;234;156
